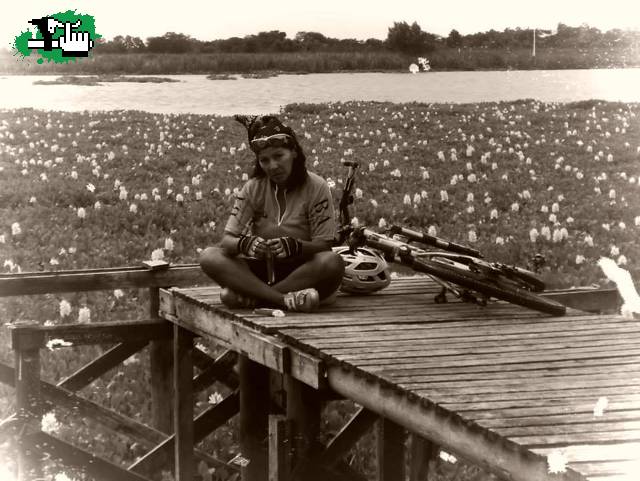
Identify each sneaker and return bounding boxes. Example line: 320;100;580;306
220;287;256;309
283;288;320;312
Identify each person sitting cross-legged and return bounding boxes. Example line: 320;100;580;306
199;114;344;312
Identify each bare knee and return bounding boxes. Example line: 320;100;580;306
314;250;345;279
200;246;234;280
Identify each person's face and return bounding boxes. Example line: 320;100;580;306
257;146;295;185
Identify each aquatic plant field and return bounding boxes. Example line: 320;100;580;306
1;99;639;479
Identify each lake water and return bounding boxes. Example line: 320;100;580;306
1;69;639;115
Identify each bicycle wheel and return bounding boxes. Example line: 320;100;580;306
410;257;566;316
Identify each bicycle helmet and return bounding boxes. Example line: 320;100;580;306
332;246;391;294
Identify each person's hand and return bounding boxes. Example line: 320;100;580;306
265;237;302;259
237;235;267;258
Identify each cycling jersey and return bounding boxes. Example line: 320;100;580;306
225;171;336;242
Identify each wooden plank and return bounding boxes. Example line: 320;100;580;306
376;417;406;481
269;415;292;481
240;355;270;481
150;287;174;434
129;391;240;476
0;362;237;472
0;264;212;296
171;295;324;389
318;407;378;466
193;349;239;392
57;341;148;391
15;346;42;481
286;375;321;480
327;365;588;481
174;324;194;481
511;429;640;447
22;431;151;481
409;435;437;481
532;442;640;463
11;320;172;348
493;420;640;438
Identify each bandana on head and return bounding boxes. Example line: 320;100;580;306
233;114;297;152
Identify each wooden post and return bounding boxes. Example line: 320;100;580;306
239;354;270;481
285;375;321;480
269;415;292;481
409;434;438;481
173;324;194;481
376;418;406;481
150;287;173;434
12;325;44;481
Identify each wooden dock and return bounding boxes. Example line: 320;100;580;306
160;276;639;481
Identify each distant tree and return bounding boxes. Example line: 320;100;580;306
147;32;195;53
446;29;463;47
295;31;330;51
386;21;437;55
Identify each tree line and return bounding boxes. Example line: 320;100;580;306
96;21;640;55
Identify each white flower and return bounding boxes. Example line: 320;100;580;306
370;199;378;208
46;338;72;350
403;194;411;206
119;189;128;200
529;228;539;243
41;411;60;434
467;193;474;203
113;289;124;299
511;202;520;212
164;238;174;251
94;201;101;210
29;196;37;204
617;255;628;266
78;306;91;323
439;451;457;464
151;248;164;261
176;194;184;203
129;204;138;214
468;231;477;243
551;202;560;213
541;226;551;240
541;205;549;213
547;450;568;474
575;254;585;265
355;188;363;199
77;207;86;219
11;222;21;236
584;234;594;247
86;183;95;193
466;206;475;214
0;235;4;243
195;191;203;200
378;218;387;229
59;300;72;318
489;208;498;220
439;190;449;202
167;176;174;186
208;392;224;405
610;245;620;256
593;396;608;417
609;189;616;200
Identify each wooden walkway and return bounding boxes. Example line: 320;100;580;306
160;276;640;481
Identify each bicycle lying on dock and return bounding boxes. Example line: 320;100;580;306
334;160;567;316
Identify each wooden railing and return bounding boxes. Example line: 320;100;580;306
0;262;245;481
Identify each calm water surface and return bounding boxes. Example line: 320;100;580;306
1;69;639;115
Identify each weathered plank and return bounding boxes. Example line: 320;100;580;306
170;294;324;389
0;264;212;296
57;341;148;391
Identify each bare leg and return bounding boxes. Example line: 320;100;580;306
200;247;286;307
274;251;344;299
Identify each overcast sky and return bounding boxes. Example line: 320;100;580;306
3;0;640;45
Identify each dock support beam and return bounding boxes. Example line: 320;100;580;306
150;287;173;434
173;324;194;481
409;434;438;481
12;324;44;481
239;355;270;481
376;418;405;481
285;375;321;480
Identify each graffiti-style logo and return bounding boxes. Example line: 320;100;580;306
13;10;101;64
